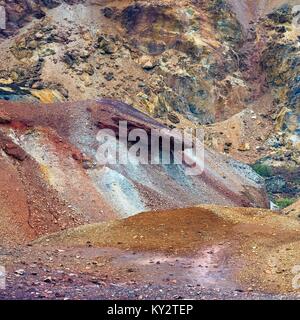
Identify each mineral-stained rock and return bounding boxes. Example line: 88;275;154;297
3;142;27;161
97;35;118;54
63;51;78;66
0;0;83;38
0;98;269;221
102;7;114;19
267;5;293;24
265;176;287;194
167;113;180;124
0;132;27;161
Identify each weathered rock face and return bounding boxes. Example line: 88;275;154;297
0;0;248;123
0;0;83;37
227;0;299;30
249;4;300;203
202;1;300;204
260;5;300;137
0;1;297;123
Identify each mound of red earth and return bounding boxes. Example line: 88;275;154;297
2;205;300;299
0;98;268;245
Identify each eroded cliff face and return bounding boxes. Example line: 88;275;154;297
252;4;300;203
0;0;247;125
205;2;300;203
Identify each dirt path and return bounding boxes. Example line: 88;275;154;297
0;245;298;300
1;206;300;299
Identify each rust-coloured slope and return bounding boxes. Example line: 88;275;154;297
0;98;269;244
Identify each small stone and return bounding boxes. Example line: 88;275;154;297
15;269;25;276
44;277;53;283
238;143;251;152
27;40;38;50
35;32;44;40
139;56;158;70
104;72;114;81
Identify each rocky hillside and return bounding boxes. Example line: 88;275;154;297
0;0;246;123
1;0;300;301
205;1;300;204
0;1;299;204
